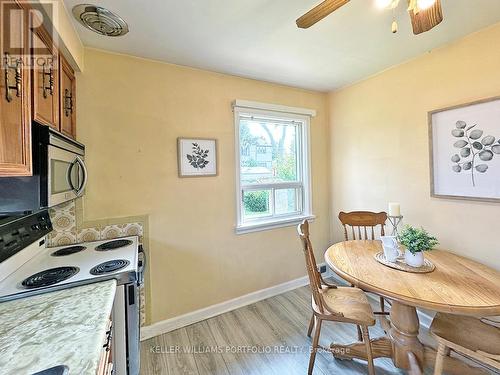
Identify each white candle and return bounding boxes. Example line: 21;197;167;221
388;202;401;217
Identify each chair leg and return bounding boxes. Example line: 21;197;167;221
307;313;314;338
433;343;449;375
308;317;322;375
379;296;385;313
356;325;363;342
361;326;375;375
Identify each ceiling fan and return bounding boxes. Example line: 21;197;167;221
296;0;443;35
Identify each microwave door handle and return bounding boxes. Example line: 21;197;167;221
68;160;78;191
74;156;88;196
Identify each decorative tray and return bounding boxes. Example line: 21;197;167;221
374;252;435;274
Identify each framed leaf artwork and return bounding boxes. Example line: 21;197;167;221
429;96;500;202
177;138;218;177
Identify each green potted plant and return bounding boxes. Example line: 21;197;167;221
398;225;438;267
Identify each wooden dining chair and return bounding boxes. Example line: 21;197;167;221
338;211;389;316
431;313;500;375
338;211;388;241
298;220;376;375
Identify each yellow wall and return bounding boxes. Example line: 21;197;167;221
329;23;500;270
77;48;330;323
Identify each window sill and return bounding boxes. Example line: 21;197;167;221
235;214;316;235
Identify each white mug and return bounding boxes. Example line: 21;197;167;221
380;236;401;262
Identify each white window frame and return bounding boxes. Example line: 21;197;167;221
233;100;315;234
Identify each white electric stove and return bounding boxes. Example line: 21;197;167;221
0;236;139;300
0;211;142;375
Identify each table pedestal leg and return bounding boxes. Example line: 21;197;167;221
330;337;393;360
330;300;489;374
388;301;424;370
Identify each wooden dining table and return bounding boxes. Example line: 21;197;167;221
324;240;500;374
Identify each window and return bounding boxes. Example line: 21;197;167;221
233;101;314;234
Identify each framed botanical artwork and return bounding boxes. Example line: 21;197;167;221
429;96;500;202
177;138;218;177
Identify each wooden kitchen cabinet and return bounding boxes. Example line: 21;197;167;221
1;2;78;177
0;0;32;176
59;54;76;138
31;21;59;129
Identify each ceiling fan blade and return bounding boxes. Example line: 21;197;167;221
296;0;350;29
408;0;443;35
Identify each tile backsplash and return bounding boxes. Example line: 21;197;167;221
48;201;144;246
47;200;147;326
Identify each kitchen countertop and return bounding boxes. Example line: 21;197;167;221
0;280;116;375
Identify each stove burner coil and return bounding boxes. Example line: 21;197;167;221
51;245;87;257
90;259;130;275
95;239;133;251
21;267;79;289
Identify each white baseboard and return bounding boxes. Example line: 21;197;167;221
141;262;434;341
140;274;310;341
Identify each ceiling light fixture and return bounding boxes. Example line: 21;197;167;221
297;0;443;35
375;0;439;33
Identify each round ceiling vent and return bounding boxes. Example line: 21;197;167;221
72;4;129;37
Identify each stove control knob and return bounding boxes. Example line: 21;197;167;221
5;239;17;248
31;224;41;231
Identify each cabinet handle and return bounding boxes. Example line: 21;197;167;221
103;331;112;351
64;88;73;116
103;324;113;352
3;53;22;103
42;62;54;98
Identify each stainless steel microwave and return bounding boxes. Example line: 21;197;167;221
0;123;87;214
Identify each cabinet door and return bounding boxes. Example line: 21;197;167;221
31;22;59;129
59;54;76;138
0;0;31;176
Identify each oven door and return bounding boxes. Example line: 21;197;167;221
48;145;88;207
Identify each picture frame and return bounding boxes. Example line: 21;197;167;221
429;96;500;203
177;138;218;177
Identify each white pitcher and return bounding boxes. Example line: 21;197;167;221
380;236;401;262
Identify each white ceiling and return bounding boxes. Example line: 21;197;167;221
64;0;500;92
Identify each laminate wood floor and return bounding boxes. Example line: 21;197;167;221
140;285;435;375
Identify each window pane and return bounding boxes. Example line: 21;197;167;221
274;188;301;215
240;119;299;184
242;190;272;220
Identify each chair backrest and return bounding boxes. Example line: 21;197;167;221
338;211;387;240
297;220;325;314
